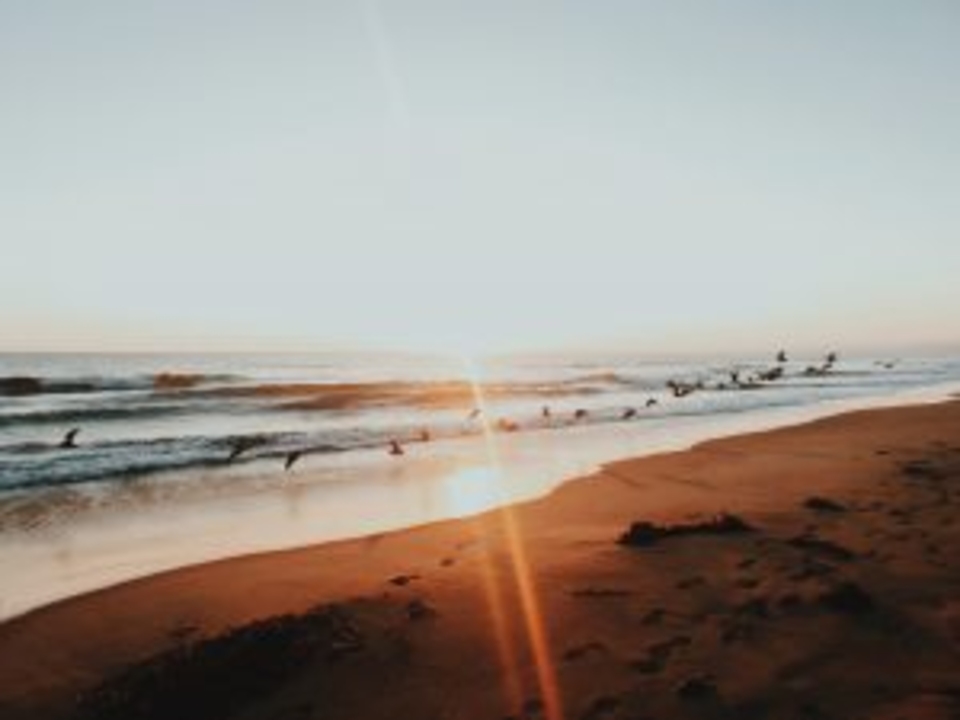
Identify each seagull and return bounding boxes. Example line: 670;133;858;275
645;398;659;408
758;366;784;382
389;439;405;456
284;451;302;471
622;407;637;420
227;436;261;463
59;427;80;449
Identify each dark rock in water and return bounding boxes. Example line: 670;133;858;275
787;534;856;562
74;604;363;720
803;496;847;513
406;598;437;621
676;676;719;701
0;376;42;396
618;513;754;547
817;581;875;614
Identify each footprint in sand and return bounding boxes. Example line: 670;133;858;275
641;607;666;625
570;587;634;599
504;696;544;720
563;641;608;662
676;675;720;702
388;573;422;586
579;695;621;720
631;635;692;674
406;598;438;621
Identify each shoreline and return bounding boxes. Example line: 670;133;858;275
1;379;959;623
1;397;959;719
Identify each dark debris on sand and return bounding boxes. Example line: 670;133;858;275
676;675;720;702
406;598;438;621
787;534;857;562
618;513;755;547
73;604;363;720
816;581;875;615
803;496;848;513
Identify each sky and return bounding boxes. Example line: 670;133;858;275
1;1;958;356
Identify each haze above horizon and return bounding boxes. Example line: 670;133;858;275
1;2;958;356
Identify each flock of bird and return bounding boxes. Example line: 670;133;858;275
50;350;898;473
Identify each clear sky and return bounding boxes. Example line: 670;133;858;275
1;1;958;355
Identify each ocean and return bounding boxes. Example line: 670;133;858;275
4;351;959;493
2;350;959;619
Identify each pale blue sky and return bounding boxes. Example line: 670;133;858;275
1;1;958;354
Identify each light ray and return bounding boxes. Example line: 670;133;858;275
461;356;565;720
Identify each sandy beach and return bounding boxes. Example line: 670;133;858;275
1;399;958;720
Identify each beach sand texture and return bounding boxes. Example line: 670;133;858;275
1;400;958;720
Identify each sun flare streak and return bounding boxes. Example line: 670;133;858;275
461;356;564;720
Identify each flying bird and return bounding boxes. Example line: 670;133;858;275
227;436;261;463
645;398;659;408
284;451;302;471
60;428;80;449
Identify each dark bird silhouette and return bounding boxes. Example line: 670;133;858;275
825;351;838;365
419;428;431;442
541;405;551;419
227;436;261;463
284;451;302;471
60;428;80;449
622;407;637;420
729;370;741;384
776;350;787;363
573;408;589;420
758;366;784;382
645;398;659;408
389;439;405;456
667;380;695;398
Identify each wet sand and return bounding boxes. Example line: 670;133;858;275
1;400;958;720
